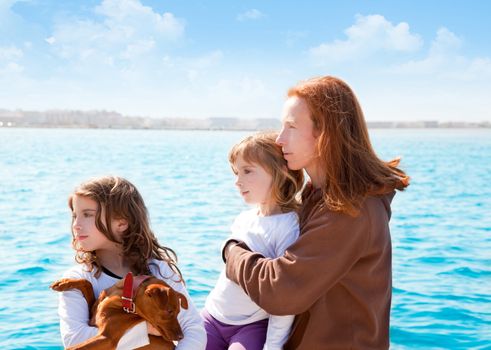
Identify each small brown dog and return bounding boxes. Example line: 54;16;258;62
51;273;188;350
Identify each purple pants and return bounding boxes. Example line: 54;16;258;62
201;309;268;350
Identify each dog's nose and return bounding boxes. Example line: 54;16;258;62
176;332;184;341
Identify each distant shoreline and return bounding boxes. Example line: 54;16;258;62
2;125;490;131
0;108;489;130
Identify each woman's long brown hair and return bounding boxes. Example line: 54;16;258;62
68;176;182;280
289;76;410;216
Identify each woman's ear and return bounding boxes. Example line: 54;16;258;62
313;127;321;139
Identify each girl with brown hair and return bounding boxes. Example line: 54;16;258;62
223;76;409;349
203;132;304;350
57;176;206;349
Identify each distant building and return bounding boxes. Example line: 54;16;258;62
254;118;281;130
208;117;240;130
0;109;489;130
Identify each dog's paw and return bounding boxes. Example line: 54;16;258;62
50;278;75;291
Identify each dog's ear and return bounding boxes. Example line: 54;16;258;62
145;284;168;303
177;292;188;310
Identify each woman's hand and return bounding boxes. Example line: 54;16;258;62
147;322;161;336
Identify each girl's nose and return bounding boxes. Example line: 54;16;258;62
72;219;81;231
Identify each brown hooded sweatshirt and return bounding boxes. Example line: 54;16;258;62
225;184;395;349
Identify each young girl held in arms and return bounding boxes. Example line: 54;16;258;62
57;176;206;349
202;132;304;350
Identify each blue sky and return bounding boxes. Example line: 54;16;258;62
1;0;490;121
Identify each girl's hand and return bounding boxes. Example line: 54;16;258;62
221;239;242;262
147;322;161;336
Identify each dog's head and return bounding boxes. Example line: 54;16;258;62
134;278;188;342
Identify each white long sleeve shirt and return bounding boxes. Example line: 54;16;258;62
205;209;299;350
57;259;206;350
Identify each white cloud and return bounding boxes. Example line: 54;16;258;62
148;74;277;119
161;55;174;68
49;0;185;63
205;76;271;116
186;69;198;82
216;76;267;96
0;0;21;30
0;0;18;12
430;27;461;54
95;0;184;39
467;57;491;77
309;14;422;63
3;5;489;122
0;46;23;76
392;27;491;80
187;50;223;69
45;36;56;45
156;50;224;81
391;27;458;74
121;39;155;59
237;9;265;21
0;45;23;60
0;62;24;74
355;26;491;121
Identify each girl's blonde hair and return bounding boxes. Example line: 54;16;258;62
229;132;304;212
68;176;182;280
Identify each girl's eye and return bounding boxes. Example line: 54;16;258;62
83;213;93;218
244;169;251;174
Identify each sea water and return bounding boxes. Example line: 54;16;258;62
0;128;490;349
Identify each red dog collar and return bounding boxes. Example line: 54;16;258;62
121;272;152;313
122;272;135;313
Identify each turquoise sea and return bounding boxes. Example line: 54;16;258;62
0;128;490;349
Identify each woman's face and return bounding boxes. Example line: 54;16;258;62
276;96;318;173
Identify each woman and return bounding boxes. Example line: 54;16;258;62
223;76;409;349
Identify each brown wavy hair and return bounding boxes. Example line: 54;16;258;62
229;132;304;212
288;76;410;216
68;176;182;280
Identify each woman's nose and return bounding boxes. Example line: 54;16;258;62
276;129;285;146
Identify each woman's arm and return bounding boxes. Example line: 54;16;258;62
225;207;371;315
